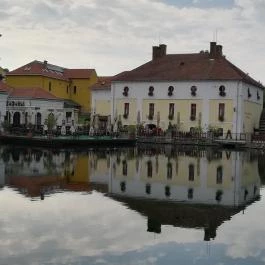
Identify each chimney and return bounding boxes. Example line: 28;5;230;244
43;60;48;68
210;42;217;58
216;45;223;57
152;44;167;60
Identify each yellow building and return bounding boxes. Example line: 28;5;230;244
6;60;97;113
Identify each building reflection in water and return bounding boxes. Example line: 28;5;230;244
0;145;261;240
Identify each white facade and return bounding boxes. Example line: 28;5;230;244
5;97;78;128
111;80;263;134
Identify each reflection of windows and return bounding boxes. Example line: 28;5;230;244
122;160;127;176
123;103;129;119
165;186;171;197
120;181;126;192
218;103;225;121
148;103;154;119
188;188;193;199
146;184;151;194
188;164;195;181
147;160;152;178
216;166;223;184
167;162;172;179
190;104;196;120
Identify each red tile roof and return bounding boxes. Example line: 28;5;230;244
9;87;59;100
7;60;96;81
113;53;264;89
91;76;113;90
91;72;129;90
64;69;96;79
0;81;11;93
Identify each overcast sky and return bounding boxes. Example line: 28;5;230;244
0;0;264;84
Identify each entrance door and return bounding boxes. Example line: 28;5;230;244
13;112;21;126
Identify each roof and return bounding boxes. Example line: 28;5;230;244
7;60;96;81
64;69;95;79
63;99;81;108
9;87;59;100
113;52;264;89
91;72;130;90
91;76;113;90
0;81;11;93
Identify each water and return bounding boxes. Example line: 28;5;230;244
0;145;265;265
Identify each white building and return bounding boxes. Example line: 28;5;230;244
111;42;264;135
0;81;79;131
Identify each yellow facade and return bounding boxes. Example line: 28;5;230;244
116;99;137;124
70;71;97;112
209;99;233;132
6;69;98;113
142;99;203;130
95;100;111;116
244;101;262;133
68;155;89;183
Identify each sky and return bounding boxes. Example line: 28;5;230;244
0;0;264;84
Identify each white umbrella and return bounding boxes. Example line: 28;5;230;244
106;115;111;134
61;125;66;135
94;115;99;133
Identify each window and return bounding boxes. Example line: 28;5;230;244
189;164;194;181
216;166;223;184
122;160;127;176
219;85;226;96
120;181;126;192
191;85;197;96
168;103;174;120
167;162;172;179
147;160;152;178
123;86;129;96
148;86;154;96
74;86;77;94
123;103;129;119
66;86;69;94
190;104;196;121
66;112;72;123
49;82;51;91
148;103;154;120
168;86;174;96
218;103;225;121
165;186;171;197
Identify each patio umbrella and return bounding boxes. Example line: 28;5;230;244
94;115;99;132
157;111;160;128
106;115;111;134
89;113;94;136
61;125;66;135
137;111;141;125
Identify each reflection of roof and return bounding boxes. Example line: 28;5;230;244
113;53;264;89
110;195;258;241
7;60;96;81
9;87;59;100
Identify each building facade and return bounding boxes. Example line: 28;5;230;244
6;60;97;113
111;42;264;134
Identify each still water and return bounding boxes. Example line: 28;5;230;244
0;145;265;265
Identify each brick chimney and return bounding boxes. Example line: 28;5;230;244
210;42;223;59
152;44;167;60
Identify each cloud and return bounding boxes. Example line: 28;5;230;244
0;0;264;84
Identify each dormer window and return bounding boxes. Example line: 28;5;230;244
123;86;129;97
191;85;197;96
248;88;252;98
219;85;226;97
148;86;154;96
168;86;174;96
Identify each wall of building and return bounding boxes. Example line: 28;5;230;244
111;80;244;132
70;72;98;113
91;89;111;116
